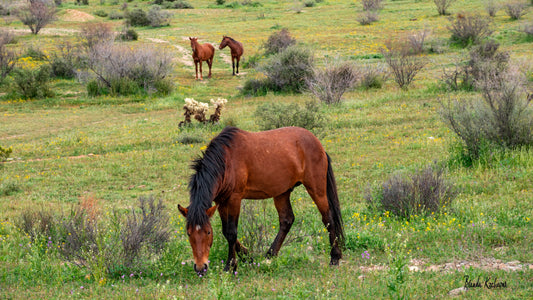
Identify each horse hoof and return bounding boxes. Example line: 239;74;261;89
329;259;340;266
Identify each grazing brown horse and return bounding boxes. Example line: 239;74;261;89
178;126;344;275
219;36;244;76
189;37;215;80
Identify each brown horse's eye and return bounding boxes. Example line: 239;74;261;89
207;231;211;235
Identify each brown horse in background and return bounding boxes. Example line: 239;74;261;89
219;36;243;76
178;126;344;275
189;37;215;80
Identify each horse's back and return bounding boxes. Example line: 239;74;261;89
230;127;327;198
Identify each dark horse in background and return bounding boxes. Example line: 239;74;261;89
218;36;243;76
178;126;344;275
189;37;215;80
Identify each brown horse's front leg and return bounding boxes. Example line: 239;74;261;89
235;57;240;75
194;61;199;80
219;206;239;273
266;191;295;258
199;61;203;80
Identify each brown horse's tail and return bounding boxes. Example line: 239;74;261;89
326;153;345;248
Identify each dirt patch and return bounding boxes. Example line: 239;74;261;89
356;258;531;273
61;9;95;22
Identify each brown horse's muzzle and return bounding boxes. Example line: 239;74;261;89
194;263;208;276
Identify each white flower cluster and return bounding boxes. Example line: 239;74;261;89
184;98;209;114
210;98;228;109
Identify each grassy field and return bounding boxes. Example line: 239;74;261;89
1;0;532;298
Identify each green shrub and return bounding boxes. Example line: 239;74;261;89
146;5;172;27
118;27;138;41
259;45;314;93
447;12;492;46
49;41;84;79
0;145;12;163
94;10;108;17
160;0;193;9
87;79;108;97
126;8;150;27
359;63;387;89
12;65;54;99
303;0;315;7
108;10;124;20
240;78;271;96
263;28;296;55
365;163;457;218
254;101;326;132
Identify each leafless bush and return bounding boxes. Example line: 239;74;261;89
306;58;360;104
381;39;426;90
18;209;56;242
58;205;99;265
120;196;170;267
79;22;115;50
433;0;456;15
263;28;296;55
484;0;499;17
407;28;431;54
362;0;383;11
441;40;509;91
357;11;379;25
521;22;533;36
0;29;17;81
87;42;173;94
440;66;533;159
447;13;492;46
503;1;528;20
366;163;457;218
15;0;57;35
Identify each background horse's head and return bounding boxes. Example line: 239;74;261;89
178;204;218;276
219;36;230;50
189;37;198;52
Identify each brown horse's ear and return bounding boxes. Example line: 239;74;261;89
178;204;188;217
206;205;218;218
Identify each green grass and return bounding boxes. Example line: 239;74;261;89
1;0;532;298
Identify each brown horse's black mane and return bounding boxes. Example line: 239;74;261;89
187;126;239;226
226;36;237;43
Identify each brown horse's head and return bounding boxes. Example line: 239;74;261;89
178;204;218;276
219;36;229;50
189;37;198;52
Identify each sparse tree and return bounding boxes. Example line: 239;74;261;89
433;0;456;15
0;29;17;81
16;0;57;35
382;39;426;90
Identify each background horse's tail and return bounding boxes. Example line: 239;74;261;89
326;153;345;247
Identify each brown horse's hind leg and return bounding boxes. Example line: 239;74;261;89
232;57;236;76
306;187;342;265
207;58;213;78
266;190;295;258
236;57;240;75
